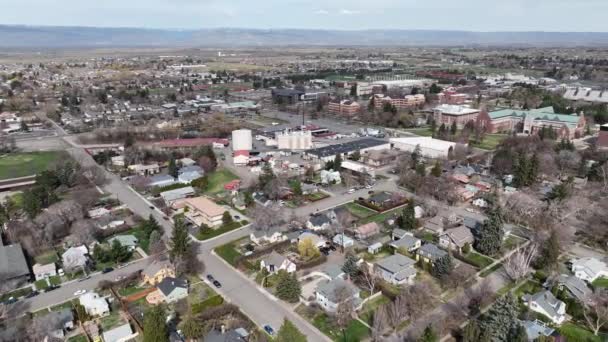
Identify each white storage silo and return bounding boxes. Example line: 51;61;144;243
232;129;253;151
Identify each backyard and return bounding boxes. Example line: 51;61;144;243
460;251;494;269
296;305;370;342
205;169;239;194
0;151;66;180
344;202;377;219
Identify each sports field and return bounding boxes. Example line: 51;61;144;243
0;151;64;180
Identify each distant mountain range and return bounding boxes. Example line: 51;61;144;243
1;25;608;48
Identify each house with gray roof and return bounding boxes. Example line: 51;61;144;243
571;257;608;283
392;228;409;240
375;254;417;285
107;235;138;250
204;328;248;342
102;323;137;342
417;243;448;264
250;227;287;245
156;277;188;303
318;264;346;280
260;251;296;274
439;226;474;252
555;274;591;302
0;242;30;289
389;234;421;253
306;211;336;231
160;186;195;203
520;320;555;341
315;278;361;312
523;290;567;325
147;174;177;188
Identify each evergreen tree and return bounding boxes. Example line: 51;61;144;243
478;294;520;342
415;162;426;177
536;229;560;270
462;321;483;342
143;306;168;342
169;218;191;261
143;214;161;236
411;144;422;167
475;205;504;256
509;323;528;342
450;121;458;135
222;211;233;225
276;319;307;342
334;154;343;170
259;162;276;187
275;271;301;303
291;179;303;197
418;325;438;342
399;200;417;230
431;254;453;278
168;157;178;178
431;160;442;177
342;254;359;279
430;119;437;137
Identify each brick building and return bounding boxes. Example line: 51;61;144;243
433;104;480;128
373;94;425;110
328;100;361;116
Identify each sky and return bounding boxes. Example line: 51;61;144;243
1;0;608;32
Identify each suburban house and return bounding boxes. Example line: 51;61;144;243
160;186;195;203
250;227;287;245
62;245;89;271
439;226;474;252
392;228;409;240
260;251;296;274
49;308;75;333
315;278;361;312
147;174;177;188
313;264;346;280
0;242;30;289
333;233;355;248
367;192;394;208
204;327;250;342
521;320;556;341
375;254;417;285
306;212;336;231
570;257;608;282
354;222;381;240
389;234;422;253
147;277;189;304
177;169;203;184
128;163;160;176
102;323;137;342
182;196;226;227
33;262;57;281
79;292;110;317
142;260;175;285
107;235;138;251
233;150;250;166
423;215;446;234
417;243;448;264
555;274;591;302
179;157;196;167
523;290;567;325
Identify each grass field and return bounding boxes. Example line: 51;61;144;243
0;151;65;180
205;169;239;194
67;335;88;342
592;277;608;289
513;279;543;298
461;251;494;269
470;134;508;150
34;250;59;265
558;323;605;342
100;311;124;330
344;202;377;218
215;242;242;266
479;263;502;277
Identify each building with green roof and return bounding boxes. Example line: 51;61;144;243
477;107;586;139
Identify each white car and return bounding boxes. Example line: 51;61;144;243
365;184;373;189
347;188;355;194
73;289;87;296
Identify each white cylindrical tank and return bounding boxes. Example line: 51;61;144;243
232;129;252;151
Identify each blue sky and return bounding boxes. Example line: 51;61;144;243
1;0;607;31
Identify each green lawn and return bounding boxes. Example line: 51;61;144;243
34;279;49;291
344;202;377;218
479;263;502;277
470;134;508;150
360;206;404;225
117;284;147;297
592;277;608;289
461;251;494;269
402;128;434;137
191;295;224;314
496;281;518;296
502;235;526;253
67;335;88;342
514;279;543;298
558;323;604;342
0;151;65;180
0;287;33;301
306;192;330;202
49;275;61;286
100;311;124;331
215;242;242;266
205;169;239;194
311;313;370;342
195;221;245;241
34;250;59;265
358;295;391;325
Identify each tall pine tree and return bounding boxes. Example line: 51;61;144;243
276;319;307;342
143;306;168;342
475;205;504;256
478;294;520;342
169;217;191;262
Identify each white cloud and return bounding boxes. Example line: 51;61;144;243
339;9;360;15
314;9;329;15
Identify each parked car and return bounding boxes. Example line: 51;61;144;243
206;274;215;282
46;285;60;292
213;280;222;288
347;189;355;194
5;297;17;304
234;215;241;220
263;325;275;335
102;267;114;274
25;291;39;298
73;289;87;296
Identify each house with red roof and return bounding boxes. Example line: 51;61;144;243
233;150;250;166
224;179;241;191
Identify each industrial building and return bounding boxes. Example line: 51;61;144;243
304;138;390;162
232;129;253;151
277;130;313;150
390;137;460;159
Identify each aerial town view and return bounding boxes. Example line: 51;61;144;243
1;1;608;342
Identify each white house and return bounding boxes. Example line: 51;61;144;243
375;253;417;285
297;232;327;248
571;257;608;283
33;263;57;281
333;233;354;248
320;170;341;185
128;163;160;176
523;290;567;325
79;292;110;317
62;245;89;271
260;251;296;274
250;228;287;246
315;278;361;312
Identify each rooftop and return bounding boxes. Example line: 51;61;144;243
306;138;388;158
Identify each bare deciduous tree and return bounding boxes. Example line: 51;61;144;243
334;286;355;328
249;204;285;231
371;304;388;341
358;263;379;294
583;289;608;336
503;243;537;282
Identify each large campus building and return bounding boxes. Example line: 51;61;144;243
476;107;586;139
328;100;361;116
433;104;481;128
373;94;426;110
